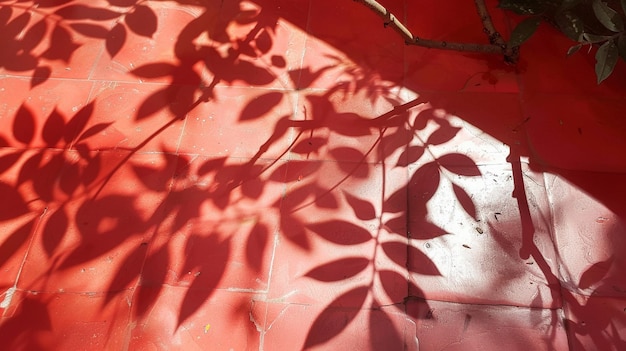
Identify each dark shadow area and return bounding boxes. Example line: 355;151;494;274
0;0;624;349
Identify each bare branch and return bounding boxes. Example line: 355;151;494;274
353;0;504;55
473;0;519;63
353;0;414;42
474;0;505;46
409;37;503;54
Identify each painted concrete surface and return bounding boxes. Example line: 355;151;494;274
0;0;625;350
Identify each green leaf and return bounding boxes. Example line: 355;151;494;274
595;39;619;84
555;11;584;41
498;0;546;15
567;44;583;56
560;0;582;10
583;32;613;43
592;0;624;32
509;17;542;47
618;33;626;60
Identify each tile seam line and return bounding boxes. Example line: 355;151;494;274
541;170;578;351
11;286;607;308
85;19;109;82
402;296;564;310
3;206;49;302
9;285;271;296
516;71;574;350
13;284;618;305
1;74;330;92
118;118;187;349
5;146;623;175
253;2;313;350
255;300;564;312
251;296;564;311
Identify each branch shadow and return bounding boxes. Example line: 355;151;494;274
0;0;624;350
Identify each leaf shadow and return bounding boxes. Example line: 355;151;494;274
3;0;622;350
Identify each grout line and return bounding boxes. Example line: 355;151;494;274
86;25;109;82
7;207;49;297
401;0;413;315
118;114;187;348
404;295;566;311
263;0;313;299
68;82;99;150
256;3;313;350
1;73;331;94
173;112;189;156
541;171;574;350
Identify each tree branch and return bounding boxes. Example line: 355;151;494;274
353;0;414;42
409;37;503;54
353;0;505;55
474;0;505;46
473;0;519;63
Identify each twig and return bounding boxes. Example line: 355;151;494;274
473;0;518;63
353;0;505;56
353;0;413;41
409;38;503;54
474;0;505;46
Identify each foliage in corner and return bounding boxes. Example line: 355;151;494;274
500;0;626;83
